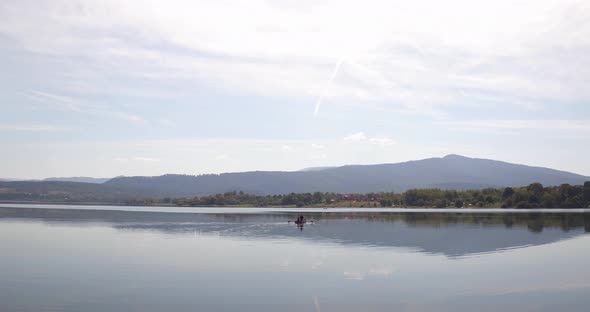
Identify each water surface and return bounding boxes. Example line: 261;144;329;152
1;204;589;311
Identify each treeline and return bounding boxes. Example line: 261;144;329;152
167;192;390;207
402;182;590;208
143;182;590;208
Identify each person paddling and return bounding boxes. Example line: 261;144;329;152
295;215;305;224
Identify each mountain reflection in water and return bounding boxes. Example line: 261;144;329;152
2;207;588;257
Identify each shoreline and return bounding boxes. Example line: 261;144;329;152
1;202;589;214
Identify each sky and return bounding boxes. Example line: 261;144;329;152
0;0;589;179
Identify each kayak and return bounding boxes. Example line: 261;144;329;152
292;219;313;225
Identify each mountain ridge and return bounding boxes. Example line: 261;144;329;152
44;177;112;184
1;155;588;201
103;155;589;197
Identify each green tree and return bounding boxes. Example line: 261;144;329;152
540;193;558;208
583;181;590;204
434;199;447;208
403;189;419;206
312;192;324;204
512;189;529;204
502;187;515;200
527;183;544;198
380;199;393;207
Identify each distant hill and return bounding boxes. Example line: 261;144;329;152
0;180;164;202
103;155;589;197
1;155;588;202
298;166;336;172
44;177;111;184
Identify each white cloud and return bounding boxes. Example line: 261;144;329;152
1;0;588;115
25;89;146;124
344;132;395;146
368;137;396;146
310;153;328;160
311;144;326;149
442;120;590;135
0;1;588;178
0;123;69;131
215;154;230;160
343;132;368;142
26;90;86;112
111;112;146;124
157;119;176;127
134;157;160;163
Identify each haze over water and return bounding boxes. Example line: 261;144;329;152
1;205;590;312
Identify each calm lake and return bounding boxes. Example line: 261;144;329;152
1;204;590;311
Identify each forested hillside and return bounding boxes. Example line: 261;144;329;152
1;155;588;205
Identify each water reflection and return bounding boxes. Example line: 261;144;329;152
2;206;590;312
1;207;588;257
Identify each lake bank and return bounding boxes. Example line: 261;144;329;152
1;203;590;214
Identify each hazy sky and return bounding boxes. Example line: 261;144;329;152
1;0;589;179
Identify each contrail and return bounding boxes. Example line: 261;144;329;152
314;58;344;118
